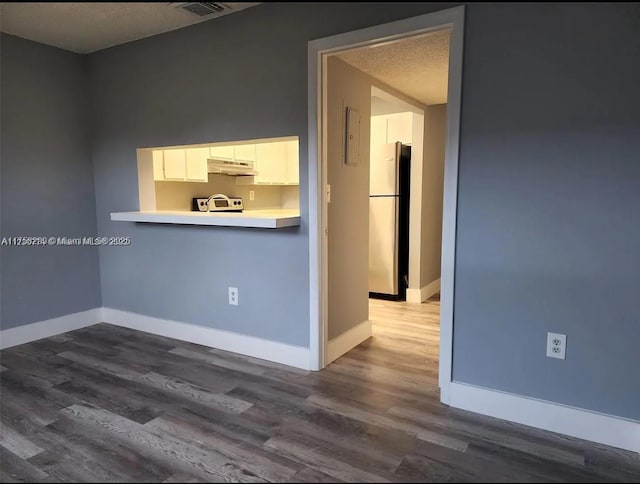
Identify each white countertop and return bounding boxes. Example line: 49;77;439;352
110;209;301;229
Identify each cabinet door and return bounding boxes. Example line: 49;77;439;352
152;150;165;181
386;112;413;144
286;140;299;184
185;147;209;182
370;115;388;146
209;145;234;161
255;142;287;184
163;149;187;180
234;144;256;162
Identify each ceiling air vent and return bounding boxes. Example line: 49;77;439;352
174;2;232;17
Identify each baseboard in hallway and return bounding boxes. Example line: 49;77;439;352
406;278;441;303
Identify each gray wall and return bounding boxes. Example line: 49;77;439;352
0;34;101;329
327;56;371;340
453;3;640;420
420;104;446;288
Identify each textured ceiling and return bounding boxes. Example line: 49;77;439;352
0;2;259;54
337;30;450;106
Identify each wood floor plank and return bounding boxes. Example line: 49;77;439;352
169;347;267;376
394;452;486;483
162;472;206;483
264;435;393;483
407;438;553;483
108;341;241;394
388;405;586;467
0;351;69;387
57;350;145;380
0;447;50;483
138;372;253;414
53;364;162;424
46;334;74;344
61;403;269;483
0;423;44;459
306;394;469;452
286;466;345;483
1;393;59;429
35;416;173;482
161;402;279;448
463;440;606;483
272;419;405;474
144;416;300;482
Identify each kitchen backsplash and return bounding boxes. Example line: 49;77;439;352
155;174;298;211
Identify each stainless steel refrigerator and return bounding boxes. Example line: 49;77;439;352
369;142;411;300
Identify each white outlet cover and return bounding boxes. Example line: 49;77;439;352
228;287;238;306
546;332;566;360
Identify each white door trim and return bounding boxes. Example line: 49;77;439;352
307;5;465;404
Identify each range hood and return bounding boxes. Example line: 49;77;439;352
207;158;259;176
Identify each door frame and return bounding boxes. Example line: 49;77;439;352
307;6;464;404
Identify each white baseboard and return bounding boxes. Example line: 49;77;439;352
0;308;103;349
406;278;441;303
102;307;311;370
449;382;640;453
326;320;372;364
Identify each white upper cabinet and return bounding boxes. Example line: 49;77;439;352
152;151;165;181
236;140;298;186
371;112;415;146
149;137;299;185
209;145;234;161
234;144;257;163
255;142;288;184
370;116;388;146
185;147;209;182
385;112;413;144
163;149;187;180
154;147;208;182
286;140;299;184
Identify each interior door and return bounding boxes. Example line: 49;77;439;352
369;196;398;295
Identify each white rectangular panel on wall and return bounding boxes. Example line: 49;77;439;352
345;106;361;166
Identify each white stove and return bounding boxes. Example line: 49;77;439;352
193;194;244;212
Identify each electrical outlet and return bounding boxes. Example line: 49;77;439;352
249;190;255;201
228;287;238;306
546;332;566;360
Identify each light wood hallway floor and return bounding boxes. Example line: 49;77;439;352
1;296;639;482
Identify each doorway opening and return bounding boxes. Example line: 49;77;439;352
308;7;464;405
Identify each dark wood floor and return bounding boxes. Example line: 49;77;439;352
1;297;639;482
